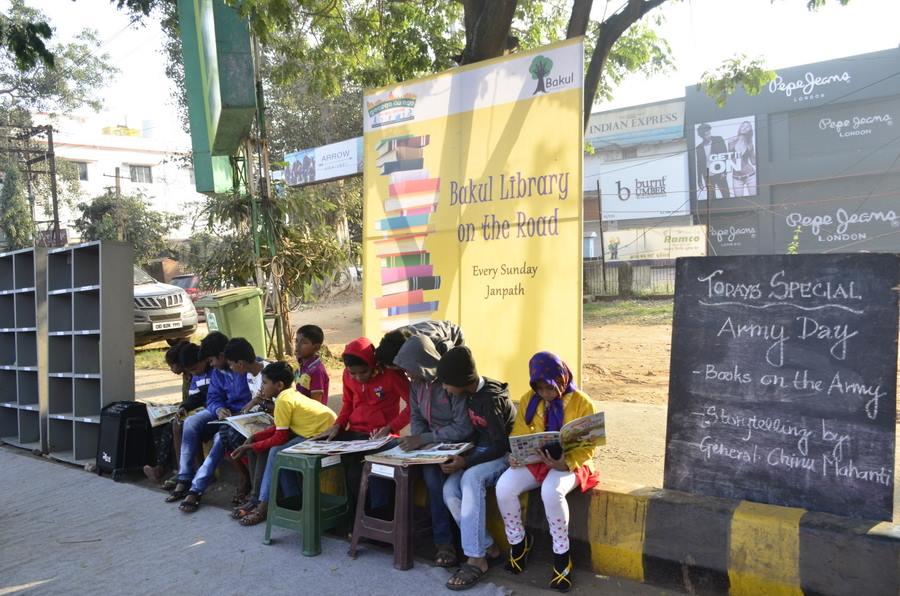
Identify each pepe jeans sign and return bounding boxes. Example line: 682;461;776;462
818;113;893;138
786;208;899;243
710;225;758;247
592;153;688;221
768;70;852;102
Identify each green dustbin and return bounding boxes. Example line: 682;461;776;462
196;287;267;357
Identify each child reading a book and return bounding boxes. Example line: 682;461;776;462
294;324;329;404
169;332;253;512
393;336;474;569
143;342;190;484
374;320;465;367
228;361;337;526
495;352;599;592
313;337;410;516
437;347;515;590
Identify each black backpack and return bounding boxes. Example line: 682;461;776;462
96;401;152;481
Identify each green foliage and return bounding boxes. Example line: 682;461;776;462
529;55;553;79
0;161;34;249
787;226;802;255
699;54;777;107
74;192;180;265
0;11;51;69
592;19;674;104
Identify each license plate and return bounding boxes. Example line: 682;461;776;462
152;321;182;331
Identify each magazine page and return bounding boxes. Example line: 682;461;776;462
365;442;472;466
508;432;560;464
282;437;392;456
145;404;180;428
560;411;606;451
207;412;273;438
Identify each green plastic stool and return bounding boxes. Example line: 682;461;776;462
263;451;349;556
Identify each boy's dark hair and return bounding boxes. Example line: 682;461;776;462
178;343;204;368
297;324;324;345
223;337;256;364
199;331;229;359
262;361;294;387
165;341;187;365
374;328;413;365
342;353;369;368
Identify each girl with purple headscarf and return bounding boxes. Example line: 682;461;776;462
494;351;599;592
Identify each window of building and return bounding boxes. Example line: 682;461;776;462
128;164;153;184
74;161;88;181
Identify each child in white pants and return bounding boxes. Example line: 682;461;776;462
495;352;600;592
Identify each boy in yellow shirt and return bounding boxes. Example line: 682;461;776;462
229;361;336;526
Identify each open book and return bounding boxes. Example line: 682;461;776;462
365;442;473;466
509;411;606;465
208;412;274;439
145;404;180;428
282;437;393;456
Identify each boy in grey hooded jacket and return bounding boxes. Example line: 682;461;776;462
394;335;474;567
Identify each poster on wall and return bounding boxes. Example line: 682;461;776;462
363;39;584;398
694;116;758;201
284;137;363;186
591;153;689;221
603;225;706;262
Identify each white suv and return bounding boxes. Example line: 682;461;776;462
133;266;198;347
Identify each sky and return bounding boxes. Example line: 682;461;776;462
19;0;900;146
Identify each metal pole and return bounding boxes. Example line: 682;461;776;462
596;179;607;294
114;166;125;242
705;168;712;254
45;126;61;246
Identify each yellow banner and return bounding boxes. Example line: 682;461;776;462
363;39;584;398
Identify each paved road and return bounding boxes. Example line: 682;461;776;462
0;447;678;596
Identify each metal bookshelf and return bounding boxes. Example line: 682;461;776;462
45;241;134;465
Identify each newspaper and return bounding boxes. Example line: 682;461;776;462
145;404;180;428
365;442;473;466
208;412;274;439
282;437;392;456
509;411;606;464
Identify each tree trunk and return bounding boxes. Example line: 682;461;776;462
583;0;668;130
460;0;518;65
566;0;594;38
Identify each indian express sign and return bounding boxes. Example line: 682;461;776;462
594;153;689;221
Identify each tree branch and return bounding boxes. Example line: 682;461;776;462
566;0;594;38
583;0;669;129
460;0;518;65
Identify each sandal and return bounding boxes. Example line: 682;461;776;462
434;543;458;568
179;491;202;513
231;488;250;506
549;551;573;592
239;509;267;526
505;532;533;574
231;502;257;520
165;482;190;503
446;563;487;591
161;476;179;491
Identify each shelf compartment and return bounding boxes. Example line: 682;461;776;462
49;376;73;415
13;251;34;289
48;250;72;292
18;408;39;444
73;289;100;332
48;293;72;332
0;370;15;403
0;403;17;440
48;417;73;455
14;292;36;328
74;378;101;419
74;421;99;463
15;332;36;368
0;255;12;292
0;295;13;328
73;334;100;375
73;244;100;288
49;335;73;374
17;370;38;407
0;333;14;366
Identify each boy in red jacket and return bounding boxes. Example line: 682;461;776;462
314;337;410;516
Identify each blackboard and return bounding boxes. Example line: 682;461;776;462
663;254;898;521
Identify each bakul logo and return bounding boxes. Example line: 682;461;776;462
366;92;417;128
529;55;574;95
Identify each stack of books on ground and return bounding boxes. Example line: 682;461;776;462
145;404;180;428
508;412;606;464
374;133;442;331
208;412;274;439
282;437;393;456
365;442;473;466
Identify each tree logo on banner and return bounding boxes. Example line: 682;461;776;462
530;55;554;94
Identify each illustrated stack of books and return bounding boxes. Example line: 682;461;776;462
374;134;441;331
